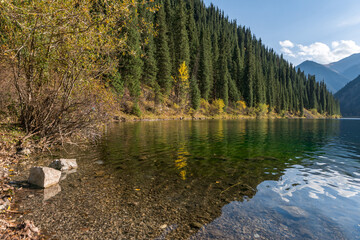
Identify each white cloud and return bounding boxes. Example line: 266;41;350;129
280;47;295;58
279;40;294;48
279;40;360;64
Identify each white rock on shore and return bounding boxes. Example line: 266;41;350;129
28;167;61;188
49;159;78;171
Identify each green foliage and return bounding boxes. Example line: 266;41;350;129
142;35;158;88
110;72;125;96
243;32;255;108
155;5;172;95
256;103;269;117
119;9;143;98
174;0;190;69
132;102;142;117
190;77;201;110
198;27;212;100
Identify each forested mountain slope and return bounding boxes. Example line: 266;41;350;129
296;61;348;93
114;0;340;116
335;75;360;117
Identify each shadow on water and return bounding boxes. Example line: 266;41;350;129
14;119;360;239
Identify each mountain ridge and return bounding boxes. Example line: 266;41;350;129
335;75;360;117
296;53;360;93
296;60;348;93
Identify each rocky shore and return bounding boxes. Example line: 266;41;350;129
0;147;43;239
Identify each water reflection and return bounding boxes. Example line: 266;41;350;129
16;119;360;239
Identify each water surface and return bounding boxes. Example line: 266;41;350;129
16;119;360;239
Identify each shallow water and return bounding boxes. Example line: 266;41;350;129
16;119;360;239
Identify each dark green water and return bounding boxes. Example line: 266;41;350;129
17;119;360;239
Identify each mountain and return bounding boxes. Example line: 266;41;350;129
296;60;348;93
335;75;360;117
326;53;360;79
297;53;360;93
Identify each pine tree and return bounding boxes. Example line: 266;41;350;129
187;0;200;76
174;0;190;69
118;8;143;98
155;5;172;95
215;32;229;106
142;34;158;88
139;3;157;88
190;77;201;110
243;31;255;108
198;26;211;100
164;0;176;76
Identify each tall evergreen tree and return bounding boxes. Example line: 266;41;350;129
215;32;229;105
243;31;255;108
190;77;201;110
198;26;211;100
154;5;172;96
174;0;190;69
164;0;176;76
118;8;143;98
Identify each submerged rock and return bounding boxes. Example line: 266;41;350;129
49;159;78;171
190;222;203;229
279;205;309;218
28;167;61;188
94;160;104;165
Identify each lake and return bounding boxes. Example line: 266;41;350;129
16;119;360;239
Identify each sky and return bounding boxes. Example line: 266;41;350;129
202;0;360;66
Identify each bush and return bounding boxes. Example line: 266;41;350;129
200;99;210;115
236;100;247;114
132;102;142;117
211;99;225;115
255;103;268;117
310;108;318;115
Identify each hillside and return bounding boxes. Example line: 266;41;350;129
335;75;360;117
296;60;348;92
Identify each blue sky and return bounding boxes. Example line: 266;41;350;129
203;0;360;65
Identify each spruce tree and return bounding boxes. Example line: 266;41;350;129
187;0;200;76
190;77;201;110
198;26;211;100
142;34;158;88
215;32;229;106
155;5;172;95
174;0;191;69
243;31;255;108
164;0;176;76
118;8;143;98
